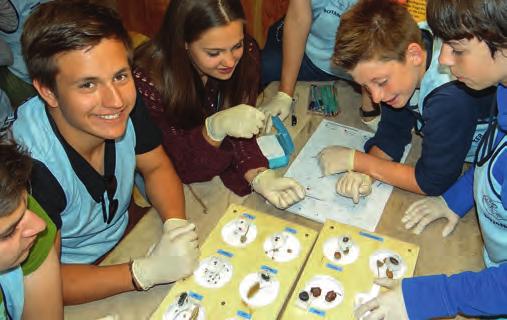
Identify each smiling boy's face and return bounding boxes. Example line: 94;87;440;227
0;192;46;271
36;38;136;147
439;37;507;90
350;58;421;109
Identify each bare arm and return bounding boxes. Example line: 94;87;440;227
202;125;221;148
279;0;312;96
22;247;63;319
54;232;136;305
354;150;424;194
136;145;186;221
244;167;268;184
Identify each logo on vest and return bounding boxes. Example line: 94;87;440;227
482;195;507;229
473;133;483;143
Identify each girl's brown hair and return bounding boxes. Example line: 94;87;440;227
134;0;259;129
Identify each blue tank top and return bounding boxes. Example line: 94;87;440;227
0;0;50;83
306;0;357;77
413;22;488;162
474;85;507;267
0;267;23;320
12;96;137;263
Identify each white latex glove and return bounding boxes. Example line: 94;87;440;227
164;217;191;232
132;222;199;290
355;278;409;320
318;146;355;176
259;91;292;133
403;196;459;237
336;171;373;204
251;169;305;209
205;104;266;141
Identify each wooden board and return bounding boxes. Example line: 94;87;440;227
151;204;318;320
281;220;419;320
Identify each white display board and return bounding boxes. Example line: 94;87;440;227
285;120;411;231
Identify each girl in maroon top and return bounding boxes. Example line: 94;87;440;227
133;0;305;209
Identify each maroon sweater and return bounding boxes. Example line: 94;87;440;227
134;39;268;196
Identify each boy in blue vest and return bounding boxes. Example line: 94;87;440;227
355;0;507;318
0;141;62;319
9;0;199;304
318;0;495;204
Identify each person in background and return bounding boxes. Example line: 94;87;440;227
134;0;305;210
0;0;47;107
0;38;14;121
0;140;62;320
355;0;507;318
319;0;494;204
10;0;199;305
260;0;381;132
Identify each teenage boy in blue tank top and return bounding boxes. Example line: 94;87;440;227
6;0;199;305
0;141;62;320
319;0;495;204
355;0;507;318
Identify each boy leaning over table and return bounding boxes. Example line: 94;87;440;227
356;0;507;319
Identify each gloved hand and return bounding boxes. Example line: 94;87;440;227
205;104;266;141
259;91;293;133
251;169;305;209
318;146;355;176
354;278;409;320
403;196;459;237
164;217;192;232
132;222;199;290
336;171;373;204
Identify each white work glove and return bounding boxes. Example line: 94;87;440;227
355;278;409;320
251;169;305;209
336;171;373;204
205;104;265;141
318;146;355;176
259;91;292;133
403;196;459;237
132;220;199;290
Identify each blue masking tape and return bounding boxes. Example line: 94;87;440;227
217;249;233;258
359;231;384;242
242;213;255;220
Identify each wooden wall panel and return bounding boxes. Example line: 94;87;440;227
116;0;424;48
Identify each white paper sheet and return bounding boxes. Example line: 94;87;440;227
284;120;411;231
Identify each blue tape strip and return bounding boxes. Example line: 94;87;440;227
260;265;278;274
188;291;203;301
359;231;384;242
284;227;297;234
217;249;234;258
309;307;326;317
325;263;343;272
236;310;252;319
242;213;255;220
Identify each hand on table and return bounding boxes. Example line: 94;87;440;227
132;220;199;290
251;169;305;209
403;196;459;237
354;278;408;320
205;104;265;141
336;171;373;204
318;146;355;176
258;91;293;133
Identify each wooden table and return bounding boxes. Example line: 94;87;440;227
64;81;484;320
